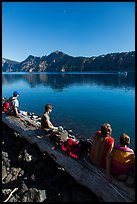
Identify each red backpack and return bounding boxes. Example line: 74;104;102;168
61;138;79;159
2;101;10;112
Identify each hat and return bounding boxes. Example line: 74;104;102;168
13;91;20;97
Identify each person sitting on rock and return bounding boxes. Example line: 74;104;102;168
110;133;135;176
11;91;20;117
89;123;114;181
41;104;58;134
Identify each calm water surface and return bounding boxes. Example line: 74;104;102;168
2;72;135;150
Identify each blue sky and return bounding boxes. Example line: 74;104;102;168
2;2;135;62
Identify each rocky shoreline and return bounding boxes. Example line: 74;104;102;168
2;122;100;202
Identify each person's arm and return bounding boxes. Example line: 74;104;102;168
14;106;19;116
46;119;58;130
106;142;114;182
13;106;20;117
47;120;53;128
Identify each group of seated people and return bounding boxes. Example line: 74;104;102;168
89;123;135;181
41;103;135;182
2;96;135;182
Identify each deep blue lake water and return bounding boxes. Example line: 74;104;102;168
2;72;135;150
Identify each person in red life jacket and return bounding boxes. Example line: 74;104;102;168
89;123;114;182
12;91;20;117
2;97;13;113
110;133;135;176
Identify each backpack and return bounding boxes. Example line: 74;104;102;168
2;97;13;115
49;130;69;146
2;101;10;113
61;136;93;159
77;138;93;156
61;138;80;159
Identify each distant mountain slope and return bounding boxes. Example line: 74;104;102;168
2;58;20;72
2;51;135;72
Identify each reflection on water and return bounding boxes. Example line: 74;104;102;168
2;72;135;149
2;72;135;91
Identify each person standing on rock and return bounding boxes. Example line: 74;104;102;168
11;91;20;117
41;104;58;134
